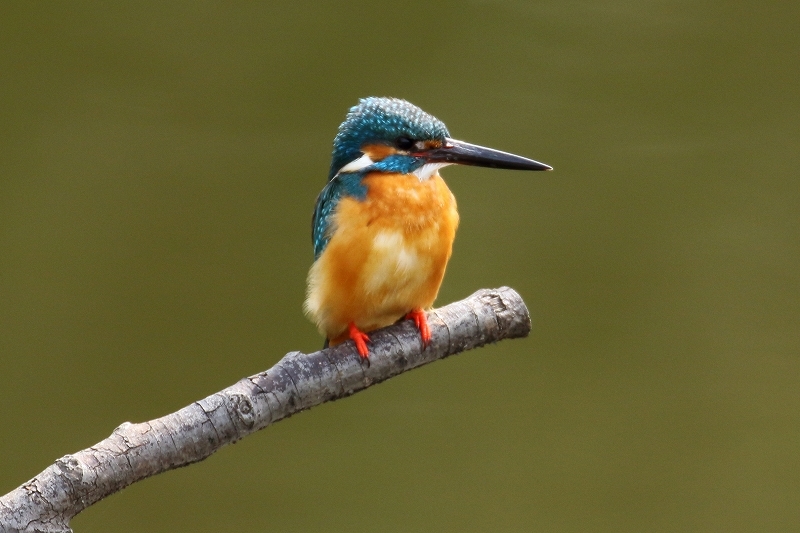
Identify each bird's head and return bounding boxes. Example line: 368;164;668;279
328;97;551;182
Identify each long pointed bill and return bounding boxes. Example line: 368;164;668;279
419;137;552;171
415;138;553;170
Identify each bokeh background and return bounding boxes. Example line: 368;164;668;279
2;2;798;531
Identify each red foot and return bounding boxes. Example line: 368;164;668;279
348;322;371;359
405;309;431;347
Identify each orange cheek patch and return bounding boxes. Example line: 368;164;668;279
361;143;398;161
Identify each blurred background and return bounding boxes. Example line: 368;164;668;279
1;2;798;531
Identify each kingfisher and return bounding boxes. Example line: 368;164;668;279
305;97;551;359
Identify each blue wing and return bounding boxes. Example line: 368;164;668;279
311;180;340;259
311;173;368;259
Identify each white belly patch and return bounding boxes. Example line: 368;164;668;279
363;230;431;298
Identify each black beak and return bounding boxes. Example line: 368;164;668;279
419;137;552;171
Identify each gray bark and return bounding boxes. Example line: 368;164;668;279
0;287;531;533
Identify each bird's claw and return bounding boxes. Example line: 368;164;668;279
348;322;371;359
405;309;431;347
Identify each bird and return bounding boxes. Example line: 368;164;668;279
305;97;551;359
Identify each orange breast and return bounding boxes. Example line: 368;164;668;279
305;171;459;341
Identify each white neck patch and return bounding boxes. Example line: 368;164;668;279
337;153;374;175
413;162;451;182
336;154;451;182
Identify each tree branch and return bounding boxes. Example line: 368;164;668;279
0;287;530;533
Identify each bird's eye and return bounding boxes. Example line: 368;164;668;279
395;136;415;151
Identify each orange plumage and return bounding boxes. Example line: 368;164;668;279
305;171;459;346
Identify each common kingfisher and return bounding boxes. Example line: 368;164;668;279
305;97;551;359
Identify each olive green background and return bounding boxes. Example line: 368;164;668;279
1;2;798;532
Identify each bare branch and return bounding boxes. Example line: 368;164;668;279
0;287;530;533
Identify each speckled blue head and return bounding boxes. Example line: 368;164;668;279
328;97;450;181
